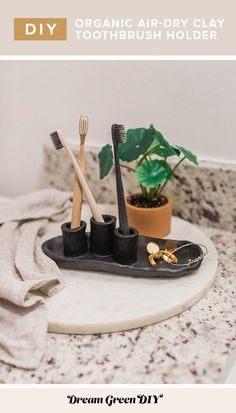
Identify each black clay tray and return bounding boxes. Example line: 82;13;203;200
42;234;203;278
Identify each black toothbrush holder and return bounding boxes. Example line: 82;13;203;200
61;221;88;257
90;214;116;256
111;123;139;265
113;227;139;265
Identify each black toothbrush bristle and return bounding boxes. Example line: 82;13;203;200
50;131;63;150
112;124;126;144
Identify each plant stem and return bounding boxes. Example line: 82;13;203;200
156;184;161;195
156;156;186;197
136;155;146;168
120;164;136;173
149;187;157;200
136;144;160;167
140;185;148;198
156;179;168;198
171;156;186;175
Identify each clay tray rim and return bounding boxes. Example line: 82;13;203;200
42;235;203;278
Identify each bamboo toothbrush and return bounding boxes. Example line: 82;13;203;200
50;130;104;223
111;124;130;235
71;115;89;229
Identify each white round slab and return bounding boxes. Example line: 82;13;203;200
43;204;218;334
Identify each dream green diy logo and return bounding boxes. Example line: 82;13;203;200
14;18;67;40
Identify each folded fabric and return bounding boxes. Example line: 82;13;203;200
0;189;71;369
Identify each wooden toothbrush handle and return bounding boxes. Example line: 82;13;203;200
67;145;104;223
71;141;85;229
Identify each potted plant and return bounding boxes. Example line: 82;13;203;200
98;125;198;237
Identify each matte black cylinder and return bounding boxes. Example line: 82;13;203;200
113;227;139;265
61;221;88;257
90;214;116;256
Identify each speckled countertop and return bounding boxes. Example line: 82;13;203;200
0;225;235;384
1;146;235;384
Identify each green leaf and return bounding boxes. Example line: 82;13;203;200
161;161;174;178
148;125;179;157
152;128;173;151
119;128;154;162
172;146;181;156
146;139;160;154
177;146;198;165
153;145;178;158
98;144;113;179
136;160;172;188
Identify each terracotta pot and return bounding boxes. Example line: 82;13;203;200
126;195;173;238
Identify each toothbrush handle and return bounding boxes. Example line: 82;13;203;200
66;146;104;223
71;141;84;228
113;145;129;235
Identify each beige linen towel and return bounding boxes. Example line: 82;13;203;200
0;189;71;369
